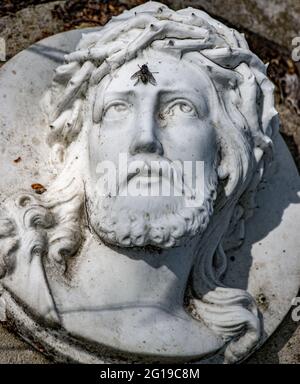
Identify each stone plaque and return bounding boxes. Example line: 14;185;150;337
0;2;299;364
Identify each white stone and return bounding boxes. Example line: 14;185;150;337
0;297;6;322
0;2;299;364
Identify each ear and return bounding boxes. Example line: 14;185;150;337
217;161;229;180
50;143;66;172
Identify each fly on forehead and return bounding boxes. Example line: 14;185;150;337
131;63;158;86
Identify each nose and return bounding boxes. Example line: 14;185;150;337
129;115;163;156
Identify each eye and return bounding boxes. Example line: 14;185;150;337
103;101;131;121
163;100;197;117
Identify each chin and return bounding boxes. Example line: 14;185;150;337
86;192;214;249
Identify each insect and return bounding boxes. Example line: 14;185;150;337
131;64;158;86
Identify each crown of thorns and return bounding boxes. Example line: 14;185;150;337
47;3;278;150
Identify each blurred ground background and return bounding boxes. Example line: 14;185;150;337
0;0;299;364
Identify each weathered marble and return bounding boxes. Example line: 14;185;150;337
0;2;299;364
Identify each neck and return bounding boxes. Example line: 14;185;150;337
80;234;200;313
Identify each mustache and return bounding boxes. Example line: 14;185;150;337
117;155;186;195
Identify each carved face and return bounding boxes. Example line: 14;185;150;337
0;2;279;363
85;51;219;247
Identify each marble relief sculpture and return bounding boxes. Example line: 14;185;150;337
0;2;298;364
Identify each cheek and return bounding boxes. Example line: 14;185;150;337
159;119;218;162
88;123;132;171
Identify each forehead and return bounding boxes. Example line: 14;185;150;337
104;51;214;98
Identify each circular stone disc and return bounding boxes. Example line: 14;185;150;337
0;30;299;363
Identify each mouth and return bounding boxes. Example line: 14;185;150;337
127;163;161;184
117;157;185;196
129;175;161;189
127;175;162;194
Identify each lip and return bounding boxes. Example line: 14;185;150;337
128;173;161;185
127;163;161;183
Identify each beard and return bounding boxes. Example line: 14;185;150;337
85;157;219;248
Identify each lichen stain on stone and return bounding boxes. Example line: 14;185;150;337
256;292;269;310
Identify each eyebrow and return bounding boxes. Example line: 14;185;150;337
103;88;211;102
103;90;135;99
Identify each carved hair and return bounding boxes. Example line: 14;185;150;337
0;2;279;363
